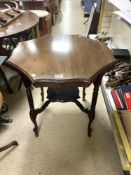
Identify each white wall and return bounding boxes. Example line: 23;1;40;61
109;1;131;53
109;11;131;53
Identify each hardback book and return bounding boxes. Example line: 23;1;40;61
116;86;127;110
111;89;124;109
119;85;131;110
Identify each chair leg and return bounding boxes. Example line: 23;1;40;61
18;77;23;91
40;87;44;102
83;87;86;101
0;141;18;152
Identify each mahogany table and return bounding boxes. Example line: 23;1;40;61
5;34;117;137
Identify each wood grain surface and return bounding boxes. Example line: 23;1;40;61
0;11;39;38
5;35;116;87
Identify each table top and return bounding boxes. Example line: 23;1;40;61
29;10;49;18
0;11;39;38
5;34;116;87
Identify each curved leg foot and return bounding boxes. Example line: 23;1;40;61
88;126;92;137
30;110;39;137
87;110;95;137
0;140;18;152
33;127;39;137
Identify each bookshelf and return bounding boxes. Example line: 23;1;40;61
101;78;131;175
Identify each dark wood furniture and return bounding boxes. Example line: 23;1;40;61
29;10;52;36
5;34;116;137
0;11;39;55
0;11;39;92
20;0;61;25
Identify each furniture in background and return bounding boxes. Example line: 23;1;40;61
0;11;39;92
5;34;116;137
0;56;18;152
30;10;52;36
0;11;39;54
20;0;62;25
0;91;18;152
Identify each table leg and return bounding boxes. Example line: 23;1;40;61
73;85;99;137
40;87;44;101
82;87;86;101
22;77;38;136
22;75;102;137
0;141;18;152
24;81;39;136
88;75;102;137
23;77;51;136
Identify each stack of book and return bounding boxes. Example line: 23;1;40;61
111;85;131;110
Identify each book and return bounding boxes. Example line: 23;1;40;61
111;89;124;109
116;86;127;110
119;85;131;110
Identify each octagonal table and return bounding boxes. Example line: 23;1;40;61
5;34;117;137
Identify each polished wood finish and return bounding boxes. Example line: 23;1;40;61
0;11;39;93
5;35;117;137
0;11;39;38
6;35;116;87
